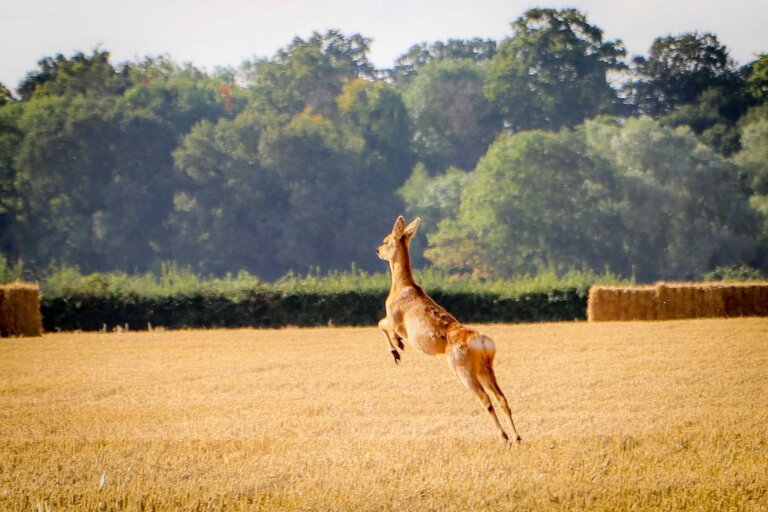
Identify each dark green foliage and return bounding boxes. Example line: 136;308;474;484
17;50;129;101
35;263;598;330
39;288;586;332
626;33;743;116
403;60;502;173
426;118;761;281
0;83;13;106
702;264;765;281
744;55;768;103
389;38;497;84
485;8;626;132
431;289;586;323
41;291;280;331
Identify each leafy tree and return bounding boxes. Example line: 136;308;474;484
120;58;232;133
743;54;768;104
258;109;402;274
426;117;758;281
736;111;768;195
403;59;502;173
101;69;228;270
0;84;13;106
627;34;755;156
0;102;24;259
586;117;758;280
16;50;129;101
10;58;228;272
336;79;414;183
169;109;287;276
485;8;626;132
389;38;497;83
426;129;621;277
399;164;471;233
735;109;768;268
661;87;749;155
13;95;119;269
171;78;411;278
168;34;410;278
249;30;374;118
625;32;742;116
398;163;472;265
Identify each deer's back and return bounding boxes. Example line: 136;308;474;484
389;286;466;356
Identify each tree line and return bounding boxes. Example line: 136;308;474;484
1;8;767;282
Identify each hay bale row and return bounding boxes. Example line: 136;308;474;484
588;281;768;322
721;283;768;317
587;286;656;321
0;282;43;337
655;283;725;320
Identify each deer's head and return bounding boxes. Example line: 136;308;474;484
377;216;421;263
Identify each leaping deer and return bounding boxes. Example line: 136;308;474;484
377;216;522;442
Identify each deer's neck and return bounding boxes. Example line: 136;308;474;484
389;243;416;294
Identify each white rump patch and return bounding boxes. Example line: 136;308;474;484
469;334;496;355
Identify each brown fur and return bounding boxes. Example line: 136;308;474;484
377;216;521;442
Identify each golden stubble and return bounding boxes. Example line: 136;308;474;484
1;319;767;510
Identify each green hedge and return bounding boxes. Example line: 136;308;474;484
40;289;587;332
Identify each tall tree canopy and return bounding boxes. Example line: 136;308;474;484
485;8;626;132
626;32;743;116
389;38;497;83
0;84;13;106
249;30;374;117
170;34;412;278
735;108;768;251
425;117;758;281
403;59;501;173
625;32;753;155
5;55;228;272
1;21;766;281
586;117;758;280
17;50;129;101
425;129;621;277
744;54;768;104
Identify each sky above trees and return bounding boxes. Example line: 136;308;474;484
2;0;767;90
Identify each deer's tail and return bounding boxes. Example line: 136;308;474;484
468;334;496;368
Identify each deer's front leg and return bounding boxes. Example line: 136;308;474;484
378;317;402;364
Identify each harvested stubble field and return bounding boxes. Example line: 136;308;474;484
1;319;767;511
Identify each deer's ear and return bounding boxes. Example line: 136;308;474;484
404;217;421;241
391;216;406;238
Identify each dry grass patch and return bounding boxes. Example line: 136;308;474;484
1;319;767;510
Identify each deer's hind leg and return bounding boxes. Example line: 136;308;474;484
477;361;522;442
446;343;509;441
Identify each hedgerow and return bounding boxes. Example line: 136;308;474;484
34;264;625;331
